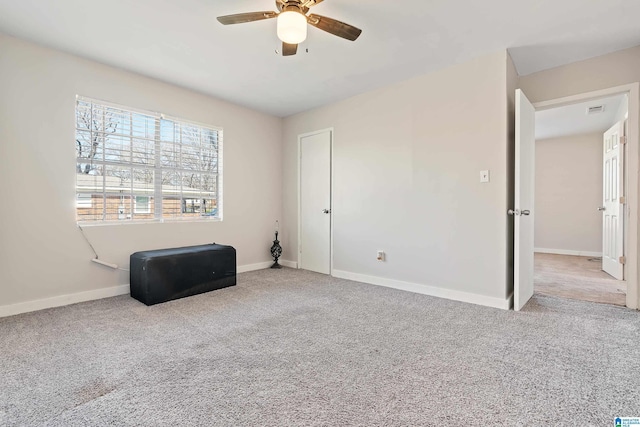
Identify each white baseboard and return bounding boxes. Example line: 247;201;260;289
280;260;298;268
237;261;273;273
0;284;130;319
332;270;512;310
535;248;602;257
237;260;297;273
1;260;300;318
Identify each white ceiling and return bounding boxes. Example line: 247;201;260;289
536;94;627;140
0;0;639;117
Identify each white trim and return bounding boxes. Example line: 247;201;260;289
297;128;334;275
237;261;273;273
297;135;301;269
330;130;335;276
332;270;512;310
535;248;603;257
533;84;636;111
532;82;639;310
0;284;130;318
237;260;299;273
280;260;298;269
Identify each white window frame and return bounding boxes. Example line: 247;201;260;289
75;96;223;224
134;196;151;214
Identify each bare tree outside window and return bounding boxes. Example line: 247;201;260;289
75;97;222;222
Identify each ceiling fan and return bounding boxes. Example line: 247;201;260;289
217;0;362;56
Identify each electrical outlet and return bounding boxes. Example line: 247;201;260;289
377;251;385;262
480;170;490;183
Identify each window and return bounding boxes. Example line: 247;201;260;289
76;194;92;208
75;96;222;223
134;196;151;214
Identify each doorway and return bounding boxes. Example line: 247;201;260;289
298;129;332;274
513;84;640;311
533;94;628;306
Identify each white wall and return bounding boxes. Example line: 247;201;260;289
535;132;603;254
282;51;513;307
0;34;283;309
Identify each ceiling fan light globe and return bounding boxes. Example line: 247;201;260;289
277;11;307;44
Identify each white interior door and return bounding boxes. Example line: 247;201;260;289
513;89;536;311
602;121;624;280
300;130;332;274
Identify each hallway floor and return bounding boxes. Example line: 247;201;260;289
534;253;626;306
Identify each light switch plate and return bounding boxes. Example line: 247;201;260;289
480;170;490;183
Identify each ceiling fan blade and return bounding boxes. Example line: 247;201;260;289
307;14;362;41
217;11;277;25
282;42;298;56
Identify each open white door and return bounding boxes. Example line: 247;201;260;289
513;89;536;311
601;121;625;280
300;130;332;274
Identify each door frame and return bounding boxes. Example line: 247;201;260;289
297;128;334;275
532;83;639;309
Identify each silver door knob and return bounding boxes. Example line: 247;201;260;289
598;206;606;211
508;209;520;216
521;210;531;216
322;209;331;214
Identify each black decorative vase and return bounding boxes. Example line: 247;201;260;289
270;231;283;269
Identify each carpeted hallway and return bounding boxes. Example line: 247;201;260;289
1;268;639;426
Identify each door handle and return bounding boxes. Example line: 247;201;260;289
508;209;530;216
322;209;331;214
598;206;606;211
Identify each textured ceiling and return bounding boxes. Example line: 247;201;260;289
0;0;639;117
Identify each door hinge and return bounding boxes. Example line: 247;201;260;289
620;196;626;204
619;256;627;265
620;135;627;145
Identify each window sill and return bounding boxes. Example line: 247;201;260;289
77;217;223;227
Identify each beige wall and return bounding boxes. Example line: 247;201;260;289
0;34;283;308
282;51;513;304
535;132;603;254
519;45;640;103
3;31;636;312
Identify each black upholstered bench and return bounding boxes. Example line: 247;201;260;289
130;243;236;306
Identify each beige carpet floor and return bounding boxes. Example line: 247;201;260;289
1;268;640;425
534;253;626;306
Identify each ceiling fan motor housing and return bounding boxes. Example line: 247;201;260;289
283;4;305;14
277;1;309;14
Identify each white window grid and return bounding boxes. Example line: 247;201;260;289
75;96;223;223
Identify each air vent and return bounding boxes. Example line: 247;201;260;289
587;105;605;115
